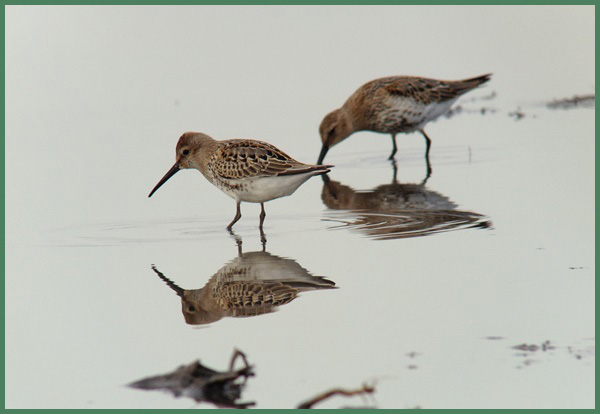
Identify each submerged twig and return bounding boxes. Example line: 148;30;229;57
297;383;376;409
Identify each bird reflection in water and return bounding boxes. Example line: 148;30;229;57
321;161;491;240
151;236;336;325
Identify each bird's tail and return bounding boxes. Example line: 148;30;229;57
460;73;492;88
313;165;334;176
279;164;334;176
448;73;492;96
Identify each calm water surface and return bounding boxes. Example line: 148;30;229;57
5;5;594;409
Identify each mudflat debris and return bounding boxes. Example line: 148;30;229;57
297;383;377;409
546;94;595;110
513;340;554;352
128;349;254;409
508;108;526;120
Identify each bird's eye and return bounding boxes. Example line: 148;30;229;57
182;149;190;155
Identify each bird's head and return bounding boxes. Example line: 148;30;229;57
317;109;352;164
148;132;215;197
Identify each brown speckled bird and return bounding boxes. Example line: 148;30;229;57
149;132;333;229
318;74;492;166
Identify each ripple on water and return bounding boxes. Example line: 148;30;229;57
47;216;229;247
47;212;326;247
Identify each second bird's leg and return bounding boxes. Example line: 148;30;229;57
227;201;242;230
390;158;399;184
420;129;433;179
388;133;398;160
424;158;432;181
420;129;432;160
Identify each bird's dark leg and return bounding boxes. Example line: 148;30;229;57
420;129;433;179
259;203;266;228
388;133;398;160
425;158;432;182
259;203;267;248
420;129;432;160
227;201;242;230
228;228;243;256
390;158;399;184
259;228;267;251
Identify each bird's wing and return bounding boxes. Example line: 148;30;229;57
215;281;298;313
383;76;473;103
211;140;331;179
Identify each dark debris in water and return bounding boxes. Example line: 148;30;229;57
507;94;594;121
128;349;255;409
129;350;383;409
508;108;526;120
445;90;594;123
444;90;498;119
546;94;595;110
512;340;554;370
444;104;497;119
509;338;595;369
297;383;377;409
513;340;554;353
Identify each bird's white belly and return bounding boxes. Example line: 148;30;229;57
377;97;457;131
217;174;315;203
420;99;457;124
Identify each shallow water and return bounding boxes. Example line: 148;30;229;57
5;5;595;409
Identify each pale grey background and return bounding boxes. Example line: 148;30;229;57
6;5;595;408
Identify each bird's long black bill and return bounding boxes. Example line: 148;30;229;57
151;265;185;297
317;144;329;165
148;163;180;197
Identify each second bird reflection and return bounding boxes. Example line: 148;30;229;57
321;162;492;240
151;242;336;326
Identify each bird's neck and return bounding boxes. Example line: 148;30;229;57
338;107;360;137
340;102;365;133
